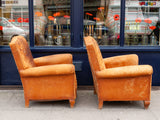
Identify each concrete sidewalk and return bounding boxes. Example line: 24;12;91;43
0;89;160;120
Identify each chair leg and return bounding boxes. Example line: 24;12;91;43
69;99;75;108
94;88;97;95
98;100;103;109
143;100;150;109
25;99;29;108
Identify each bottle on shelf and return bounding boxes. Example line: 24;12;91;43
125;34;130;45
47;21;53;45
102;30;109;45
55;25;62;46
97;25;103;45
150;33;157;46
142;34;148;45
142;25;148;45
132;22;138;45
132;34;138;45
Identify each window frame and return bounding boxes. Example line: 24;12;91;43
29;0;84;48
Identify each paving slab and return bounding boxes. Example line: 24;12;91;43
0;89;160;120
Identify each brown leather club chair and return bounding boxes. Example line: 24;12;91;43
9;36;77;108
84;36;153;109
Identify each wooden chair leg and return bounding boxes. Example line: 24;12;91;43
69;100;75;108
98;100;103;109
25;99;29;108
94;88;97;95
144;101;150;109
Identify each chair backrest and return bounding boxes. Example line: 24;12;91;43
9;36;36;71
84;36;105;72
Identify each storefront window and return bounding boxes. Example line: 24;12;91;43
125;0;160;46
34;0;71;46
0;0;29;46
84;0;120;46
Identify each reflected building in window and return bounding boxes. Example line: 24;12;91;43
0;0;29;45
84;0;160;46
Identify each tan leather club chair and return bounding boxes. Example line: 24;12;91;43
84;36;153;109
9;36;77;108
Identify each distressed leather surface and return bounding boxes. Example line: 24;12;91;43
10;36;77;107
84;36;153;108
20;64;75;77
34;54;73;66
10;36;36;70
96;65;153;78
103;54;139;68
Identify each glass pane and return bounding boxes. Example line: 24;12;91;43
34;0;71;46
84;0;120;46
125;0;160;46
0;0;29;46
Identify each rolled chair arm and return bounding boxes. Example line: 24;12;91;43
20;64;75;77
103;54;138;68
34;54;73;66
96;65;153;79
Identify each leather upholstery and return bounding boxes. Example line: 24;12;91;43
10;36;77;108
10;36;36;70
96;65;153;78
85;36;105;71
103;54;138;68
34;54;73;66
84;36;153;109
20;64;75;77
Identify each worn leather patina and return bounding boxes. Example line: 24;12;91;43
84;36;153;109
10;36;77;108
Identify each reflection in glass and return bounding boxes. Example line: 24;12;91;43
84;0;120;46
34;0;71;46
125;0;160;46
0;0;29;46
